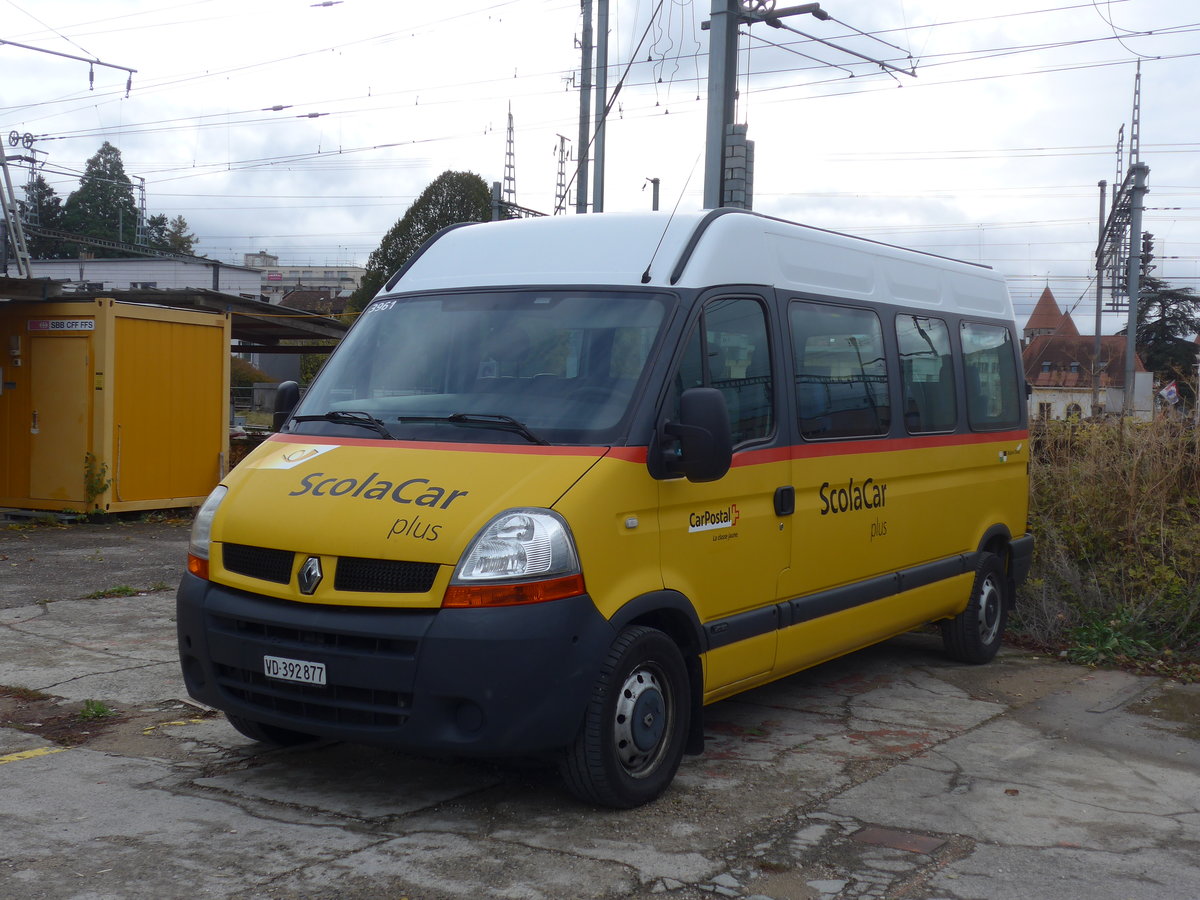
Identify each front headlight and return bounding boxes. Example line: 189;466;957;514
444;509;584;608
187;485;227;578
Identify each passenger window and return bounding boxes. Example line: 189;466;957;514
961;322;1020;430
674;298;774;446
895;315;956;433
791;301;891;439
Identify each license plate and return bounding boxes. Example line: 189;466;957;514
263;655;326;686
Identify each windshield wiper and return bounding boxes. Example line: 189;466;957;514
290;410;395;440
395;412;549;445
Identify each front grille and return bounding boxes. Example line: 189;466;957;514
223;543;294;584
335;557;439;593
208;612;418;657
214;663;411;727
220;543;439;594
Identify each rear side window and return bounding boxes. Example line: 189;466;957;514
791;301;890;439
896;315;956;433
961;322;1021;430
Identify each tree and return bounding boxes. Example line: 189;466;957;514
145;213;169;249
19;174;72;259
62;141;139;253
347;170;492;312
1126;276;1200;406
164;215;198;255
146;213;197;255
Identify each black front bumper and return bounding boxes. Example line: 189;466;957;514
176;573;614;755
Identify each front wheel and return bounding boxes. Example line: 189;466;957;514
941;552;1010;664
560;626;690;808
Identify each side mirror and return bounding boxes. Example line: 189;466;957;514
272;381;300;432
660;387;732;483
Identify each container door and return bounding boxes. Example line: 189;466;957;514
30;336;90;502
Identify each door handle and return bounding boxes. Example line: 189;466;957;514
774;485;795;517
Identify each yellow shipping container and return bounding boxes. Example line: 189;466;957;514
0;298;230;513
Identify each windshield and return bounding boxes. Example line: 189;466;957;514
290;289;673;444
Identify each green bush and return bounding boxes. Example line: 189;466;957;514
1013;417;1200;679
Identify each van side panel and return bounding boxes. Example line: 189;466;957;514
780;434;1027;604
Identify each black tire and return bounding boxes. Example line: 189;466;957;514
560;626;690;808
941;552;1010;664
226;713;317;746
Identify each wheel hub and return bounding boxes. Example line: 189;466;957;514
613;667;670;774
977;575;1002;643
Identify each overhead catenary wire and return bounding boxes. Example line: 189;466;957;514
9;0;1198;290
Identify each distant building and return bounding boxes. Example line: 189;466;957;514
28;256;262;297
1021;287;1152;420
242;250;364;303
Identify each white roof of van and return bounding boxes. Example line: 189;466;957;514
388;210;1014;319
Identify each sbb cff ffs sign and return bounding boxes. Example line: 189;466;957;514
27;319;96;332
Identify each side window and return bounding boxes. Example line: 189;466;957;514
895;315;956;433
674;298;774;446
791;301;891;439
961;322;1020;430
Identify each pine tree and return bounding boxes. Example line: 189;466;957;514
146;213;198;255
62;141;139;253
164;215;197;255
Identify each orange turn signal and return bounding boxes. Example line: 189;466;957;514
442;573;585;608
186;553;209;580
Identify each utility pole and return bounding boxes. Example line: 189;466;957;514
702;0;741;210
1092;179;1106;416
0;145;32;277
1122;162;1150;416
576;0;593;214
593;0;610;213
647;177;661;211
703;3;849;209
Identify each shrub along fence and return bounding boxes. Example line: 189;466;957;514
1014;417;1200;679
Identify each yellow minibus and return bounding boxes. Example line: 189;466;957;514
178;210;1032;807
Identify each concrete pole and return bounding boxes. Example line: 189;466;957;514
1123;162;1150;416
1092;180;1106;416
703;0;740;210
576;0;593;214
593;0;609;213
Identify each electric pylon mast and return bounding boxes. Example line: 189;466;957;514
503;104;517;206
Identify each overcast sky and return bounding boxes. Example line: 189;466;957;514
3;0;1198;327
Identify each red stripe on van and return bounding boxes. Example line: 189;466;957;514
265;433;613;458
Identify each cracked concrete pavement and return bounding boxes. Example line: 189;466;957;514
1;520;1198;900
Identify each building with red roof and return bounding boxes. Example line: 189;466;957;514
1021;287;1152;420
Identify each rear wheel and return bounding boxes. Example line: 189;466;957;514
561;626;690;808
941;552;1010;664
226;713;317;746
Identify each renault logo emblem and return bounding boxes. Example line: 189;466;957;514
298;556;323;595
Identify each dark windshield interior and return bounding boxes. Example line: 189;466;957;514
290;290;672;444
